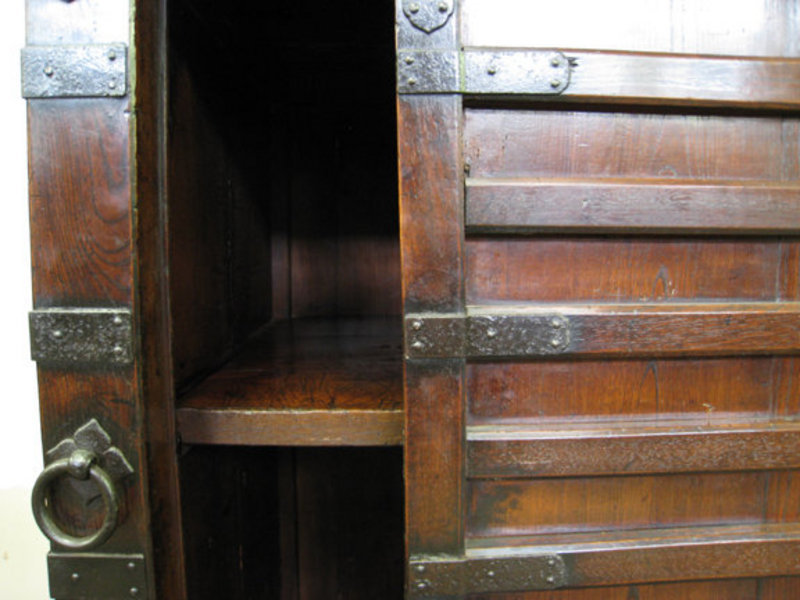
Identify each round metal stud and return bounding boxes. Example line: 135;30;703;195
551;318;563;329
414;564;426;573
108;81;117;90
487;570;495;578
43;65;54;77
438;1;449;12
113;346;124;355
408;77;417;86
405;55;415;65
487;65;497;76
52;329;63;339
551;338;561;348
486;328;498;339
550;57;561;68
71;572;80;582
550;79;562;89
113;316;124;326
411;320;423;331
128;561;136;570
411;341;424;350
408;2;420;13
130;587;140;597
108;49;117;61
546;575;556;585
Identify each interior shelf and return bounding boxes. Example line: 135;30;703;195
176;318;404;447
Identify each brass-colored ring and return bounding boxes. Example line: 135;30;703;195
31;451;119;550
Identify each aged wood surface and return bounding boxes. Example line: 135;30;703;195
176;319;403;446
466;180;800;235
468;424;800;478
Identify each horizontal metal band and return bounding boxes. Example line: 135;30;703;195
30;308;133;368
398;49;571;94
405;313;571;358
406;303;800;358
22;44;127;98
466;179;800;235
49;553;148;600
409;553;566;596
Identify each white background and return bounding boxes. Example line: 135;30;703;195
0;1;53;597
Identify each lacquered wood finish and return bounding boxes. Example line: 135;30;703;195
401;0;800;596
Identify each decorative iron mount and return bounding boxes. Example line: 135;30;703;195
405;312;572;358
409;553;568;596
397;49;573;95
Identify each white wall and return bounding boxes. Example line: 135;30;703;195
0;2;52;598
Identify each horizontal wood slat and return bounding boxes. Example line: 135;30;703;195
406;303;800;358
468;422;800;478
559;51;800;109
466;179;800;234
459;524;800;591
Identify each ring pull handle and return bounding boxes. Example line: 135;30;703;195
32;449;120;550
30;419;133;550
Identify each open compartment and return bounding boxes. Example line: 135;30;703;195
164;0;404;596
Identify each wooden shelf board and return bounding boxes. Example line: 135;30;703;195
176;318;404;446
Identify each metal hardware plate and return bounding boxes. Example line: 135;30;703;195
464;50;571;95
409;554;567;596
397;49;572;95
46;419;134;483
405;313;572;358
22;44;127;98
402;0;455;33
398;51;459;93
48;553;148;600
30;308;133;368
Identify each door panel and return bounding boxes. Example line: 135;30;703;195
399;0;800;597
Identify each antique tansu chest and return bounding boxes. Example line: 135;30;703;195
24;0;800;597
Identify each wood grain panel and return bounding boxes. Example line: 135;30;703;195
471;579;759;600
461;0;800;57
559;52;800;110
468;358;774;423
467;473;765;538
466;180;800;235
28;100;132;307
466;238;781;303
464;109;795;181
468;424;800;478
406;359;465;555
398;95;464;313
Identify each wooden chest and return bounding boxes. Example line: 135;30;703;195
24;0;800;597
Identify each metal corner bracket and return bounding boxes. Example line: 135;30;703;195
402;0;455;33
49;553;148;600
30;308;134;369
22;43;128;99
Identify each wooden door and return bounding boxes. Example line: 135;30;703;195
398;1;800;597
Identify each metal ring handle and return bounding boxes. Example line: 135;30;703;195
31;449;119;550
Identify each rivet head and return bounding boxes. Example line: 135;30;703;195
546;575;556;584
547;558;556;567
487;570;495;578
52;329;63;339
411;320;423;331
108;49;117;61
130;587;140;597
407;77;417;86
71;572;80;582
551;338;562;348
411;341;424;350
414;564;426;573
404;55;415;65
416;582;427;590
43;65;54;77
108;80;117;90
127;561;136;570
113;345;124;355
438;1;449;12
113;315;124;325
550;79;562;89
487;65;497;76
408;2;420;13
486;327;498;339
551;318;563;329
551;57;561;67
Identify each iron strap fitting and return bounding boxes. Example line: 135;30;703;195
30;308;133;369
405;312;572;358
398;49;573;95
21;43;128;98
48;553;148;600
409;554;567;596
